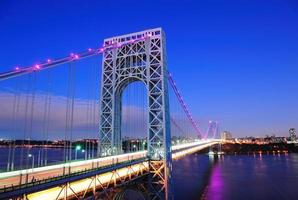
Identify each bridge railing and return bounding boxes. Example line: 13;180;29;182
0;155;148;194
0;139;221;193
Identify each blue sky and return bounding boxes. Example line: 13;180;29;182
0;0;297;137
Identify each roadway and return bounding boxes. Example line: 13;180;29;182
0;139;220;191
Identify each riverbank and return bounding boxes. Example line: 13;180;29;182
221;143;298;154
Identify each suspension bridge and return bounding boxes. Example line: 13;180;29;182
0;28;221;200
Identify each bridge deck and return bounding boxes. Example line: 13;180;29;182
0;140;220;199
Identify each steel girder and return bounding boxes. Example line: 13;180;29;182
99;28;172;199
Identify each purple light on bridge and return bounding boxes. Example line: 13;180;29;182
47;59;51;63
69;53;79;60
15;66;20;71
35;64;40;70
88;48;92;52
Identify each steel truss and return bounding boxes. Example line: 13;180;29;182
14;162;149;200
99;28;172;199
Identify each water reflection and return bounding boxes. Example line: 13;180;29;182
173;153;298;200
201;155;223;200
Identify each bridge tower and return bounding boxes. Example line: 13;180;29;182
99;28;172;199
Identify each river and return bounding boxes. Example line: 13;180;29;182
173;153;298;200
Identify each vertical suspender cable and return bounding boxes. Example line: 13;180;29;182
92;57;97;158
20;75;31;173
45;74;52;166
92;56;98;158
41;75;48;166
64;63;72;170
25;72;36;183
8;80;20;171
86;82;90;160
41;70;52;166
13;79;21;171
19;74;33;184
85;69;90;160
7;140;11;171
88;61;93;159
69;61;76;162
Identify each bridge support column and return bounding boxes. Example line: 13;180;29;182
99;28;172;199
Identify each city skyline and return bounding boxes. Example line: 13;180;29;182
0;0;297;137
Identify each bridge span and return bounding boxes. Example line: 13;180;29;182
0;139;220;199
0;28;222;199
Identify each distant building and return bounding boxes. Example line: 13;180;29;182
289;128;296;141
235;136;287;144
221;131;232;140
267;136;287;144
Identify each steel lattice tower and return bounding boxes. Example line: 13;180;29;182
99;28;172;199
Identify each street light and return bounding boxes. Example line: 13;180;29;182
76;145;82;151
75;145;82;160
82;149;86;160
28;154;34;169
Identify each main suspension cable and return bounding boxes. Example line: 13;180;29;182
167;72;202;138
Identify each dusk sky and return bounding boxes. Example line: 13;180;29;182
0;0;297;138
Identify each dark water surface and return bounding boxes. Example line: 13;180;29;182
172;153;298;200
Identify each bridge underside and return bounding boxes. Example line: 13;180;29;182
0;140;220;200
27;161;150;200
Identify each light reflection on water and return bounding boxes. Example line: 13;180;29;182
173;153;298;200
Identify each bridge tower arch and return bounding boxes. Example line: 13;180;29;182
99;28;172;199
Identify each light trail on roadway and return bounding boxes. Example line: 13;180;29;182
0;140;220;192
